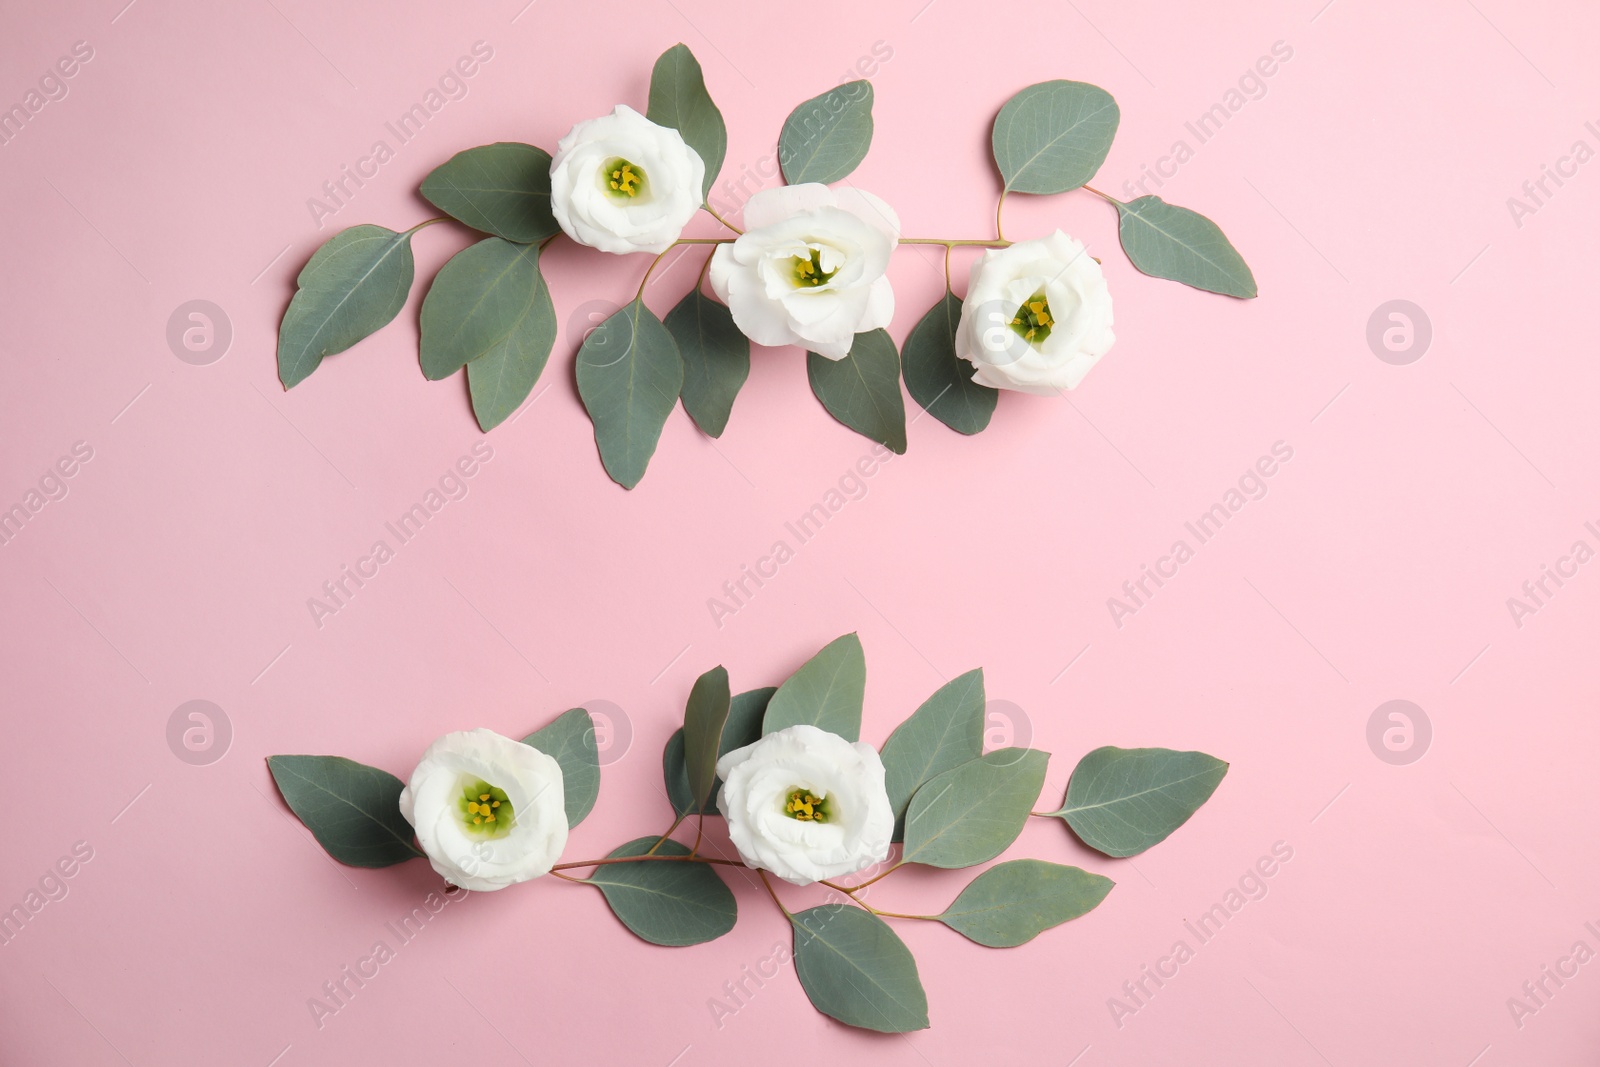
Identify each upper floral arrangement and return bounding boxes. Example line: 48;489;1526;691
276;44;1256;488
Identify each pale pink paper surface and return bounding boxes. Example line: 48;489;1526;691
3;0;1599;1062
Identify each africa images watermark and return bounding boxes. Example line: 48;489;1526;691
306;442;494;629
306;40;495;229
1505;120;1600;230
1118;40;1293;200
1503;518;1600;630
0;840;95;948
0;440;95;548
1107;840;1294;1028
0;40;95;148
706;442;899;629
305;884;469;1029
1107;441;1294;628
1505;921;1600;1031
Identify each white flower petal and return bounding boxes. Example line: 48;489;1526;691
399;728;568;892
955;229;1115;393
715;724;892;885
548;104;705;256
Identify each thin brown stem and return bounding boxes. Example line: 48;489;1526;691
837;861;903;892
757;869;791;918
550;870;588;884
551;854;741;872
867;908;936;921
645;812;689;855
689;815;705;859
996;190;1008;241
696;247;715;290
1081;184;1119;205
702;203;744;234
900;237;1010;247
404;217;451;235
942;242;953;291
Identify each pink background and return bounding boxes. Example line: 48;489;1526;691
3;0;1598;1062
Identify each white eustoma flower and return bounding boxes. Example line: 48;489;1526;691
709;184;899;360
956;230;1114;394
399;728;568;892
549;104;705;255
716;724;893;886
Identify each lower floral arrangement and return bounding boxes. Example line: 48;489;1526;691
269;634;1226;1032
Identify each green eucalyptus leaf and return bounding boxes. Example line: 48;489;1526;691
762;633;866;741
266;755;422;867
807;330;907;454
419;142;558;243
880;669;986;842
419;238;556;413
588;837;737;947
1045;746;1228;857
646;44;726;202
278;225;415;388
902;290;997;435
664;687;775;816
521;708;600;828
901;749;1049;869
790;905;929;1033
936;859;1113;948
779;80;874;185
682;666;732;812
665;289;749;438
992;80;1119;194
575;298;684;490
1114;196;1257;298
466;274;557;430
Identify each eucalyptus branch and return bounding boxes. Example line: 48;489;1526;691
550;853;742;872
758;869;791;918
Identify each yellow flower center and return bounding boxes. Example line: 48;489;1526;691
784;788;830;822
789;248;837;288
1009;289;1054;346
603;157;646;198
458;778;514;837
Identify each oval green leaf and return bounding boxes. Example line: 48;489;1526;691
790;905;929;1033
1045;746;1228;857
278;224;415;388
682;665;731;812
901;290;998;435
419;237;554;383
665;288;749;437
1115;196;1257;298
664;687;776;816
419;142;557;243
587;837;737;947
521;708;600;828
646;44;726;201
807;330;907;454
267;755;422;867
901;748;1049;869
880;669;986;842
992;80;1119;194
937;859;1113;948
761;633;866;741
779;80;874;185
575;298;684;489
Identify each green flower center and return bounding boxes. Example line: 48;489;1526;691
789;248;837;288
784;788;830;823
1009;289;1054;346
458;778;515;837
602;157;646;199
